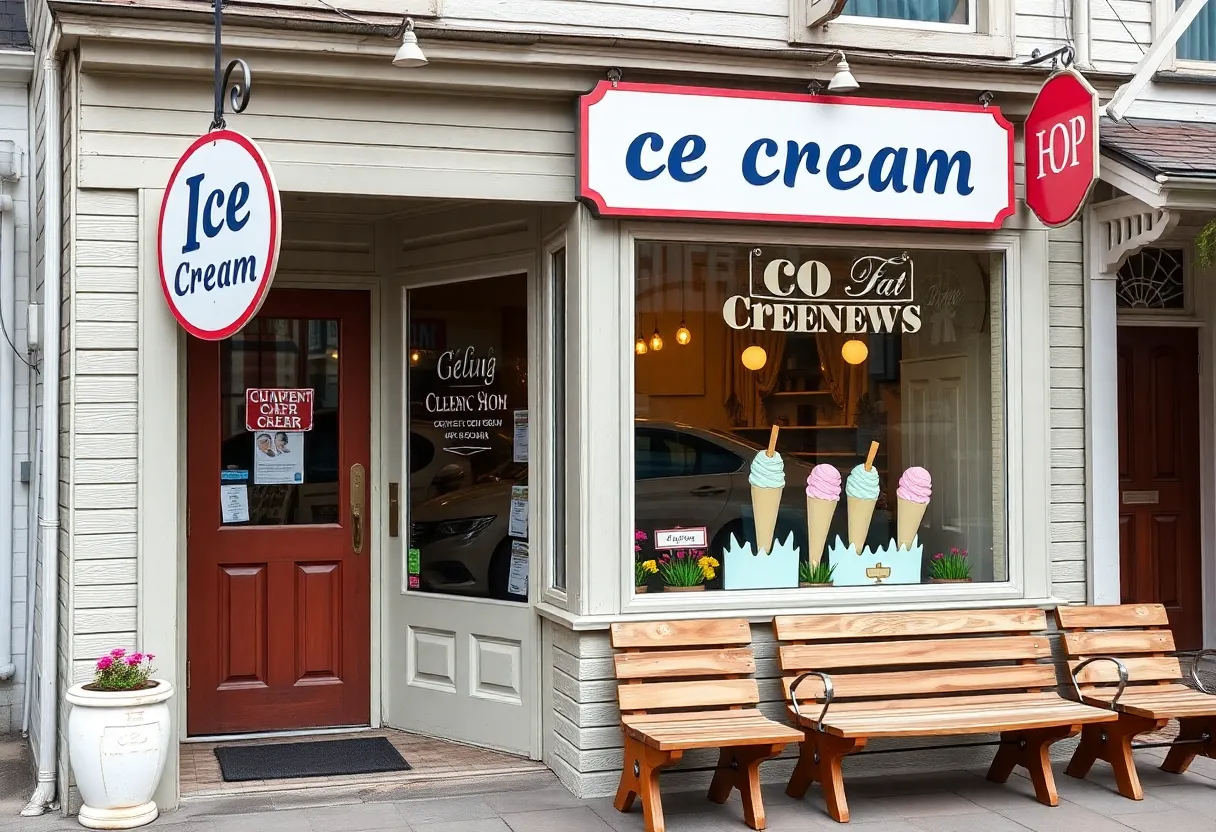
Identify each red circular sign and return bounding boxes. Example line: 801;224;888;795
1025;69;1099;228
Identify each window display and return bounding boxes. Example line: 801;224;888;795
633;242;1005;593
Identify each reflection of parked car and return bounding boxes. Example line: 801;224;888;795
408;421;820;600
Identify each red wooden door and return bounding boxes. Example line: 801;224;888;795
186;289;371;735
1117;326;1202;649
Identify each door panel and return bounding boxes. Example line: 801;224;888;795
1117;326;1202;649
383;270;538;757
187;289;372;735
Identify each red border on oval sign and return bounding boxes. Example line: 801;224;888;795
577;80;1017;231
157;129;282;341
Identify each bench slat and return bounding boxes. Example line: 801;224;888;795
779;635;1050;671
1062;629;1175;658
813;699;1115;739
614;647;756;680
1055;604;1169;629
782;663;1057;700
1070;655;1181;685
618;678;759;712
774;608;1045;642
611;618;751;649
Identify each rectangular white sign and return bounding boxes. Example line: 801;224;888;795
654;527;709;550
578;82;1015;230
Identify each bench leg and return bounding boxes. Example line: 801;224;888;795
1065;715;1164;800
615;736;683;832
787;731;865;824
987;725;1079;807
707;744;787;830
1162;717;1216;776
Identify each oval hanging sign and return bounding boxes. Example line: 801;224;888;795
158;130;281;340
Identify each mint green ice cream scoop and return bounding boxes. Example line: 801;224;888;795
749;451;785;489
845;463;880;500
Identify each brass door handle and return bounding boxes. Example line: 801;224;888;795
350;463;366;554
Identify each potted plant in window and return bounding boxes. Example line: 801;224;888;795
799;559;836;587
634;529;656;593
66;649;173;829
928;547;972;583
658;548;719;592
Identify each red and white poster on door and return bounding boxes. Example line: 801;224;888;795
245;388;315;431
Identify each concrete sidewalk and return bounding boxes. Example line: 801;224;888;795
7;743;1216;832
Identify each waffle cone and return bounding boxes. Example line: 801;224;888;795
751;485;783;554
806;497;838;567
897;497;929;550
847;496;877;553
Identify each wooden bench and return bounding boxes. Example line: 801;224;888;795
774;608;1119;823
1057;602;1216;799
610;618;804;832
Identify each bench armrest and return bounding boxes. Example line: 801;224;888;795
790;670;835;733
1070;656;1129;709
1189;649;1216;695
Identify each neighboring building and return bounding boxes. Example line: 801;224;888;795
0;0;32;737
9;0;1216;818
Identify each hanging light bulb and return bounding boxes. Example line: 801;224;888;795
841;339;869;365
635;336;648;356
410;350;421;364
650;327;664;352
676;320;692;345
741;345;768;371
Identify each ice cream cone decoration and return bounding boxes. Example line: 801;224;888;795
749;425;785;556
805;464;840;567
896;466;932;550
845;442;881;554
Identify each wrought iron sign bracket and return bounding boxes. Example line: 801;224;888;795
211;0;252;130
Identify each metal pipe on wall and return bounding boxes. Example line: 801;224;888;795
0;190;17;682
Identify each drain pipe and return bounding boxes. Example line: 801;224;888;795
0;188;17;682
20;74;37;734
23;54;62;818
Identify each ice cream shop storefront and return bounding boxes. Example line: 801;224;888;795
542;80;1076;797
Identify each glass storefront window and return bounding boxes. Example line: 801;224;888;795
632;242;1006;593
407;274;530;602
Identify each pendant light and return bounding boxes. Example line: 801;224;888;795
676;268;691;345
635;335;648;356
649;315;664;352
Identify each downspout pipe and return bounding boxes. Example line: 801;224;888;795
20;73;37;735
23;54;62;818
0;189;17;682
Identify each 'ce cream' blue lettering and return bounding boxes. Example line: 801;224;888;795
626;131;975;197
173;171;260;298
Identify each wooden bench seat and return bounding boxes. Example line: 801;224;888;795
1057;603;1216;800
775;608;1119;823
611;619;803;832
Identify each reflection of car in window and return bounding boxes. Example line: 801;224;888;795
408;420;817;599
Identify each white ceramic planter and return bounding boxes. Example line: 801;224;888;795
65;680;173;829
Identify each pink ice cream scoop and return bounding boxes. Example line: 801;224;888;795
806;464;842;500
897;467;932;503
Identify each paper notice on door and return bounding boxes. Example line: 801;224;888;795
513;410;529;463
253;431;305;485
509;485;529;538
220;484;250;524
507;540;529;597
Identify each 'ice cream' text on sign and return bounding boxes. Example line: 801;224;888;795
723;250;921;335
245;388;314;431
579;82;1015;229
158;130;282;340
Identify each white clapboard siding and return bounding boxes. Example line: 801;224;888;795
76;73;575;200
0;57;32;737
1048;222;1086;603
1089;0;1153;74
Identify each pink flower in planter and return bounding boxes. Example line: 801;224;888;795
933;553;944;560
126;656;142;666
146;654;155;662
110;648;126;658
634;530;648;542
96;656;113;670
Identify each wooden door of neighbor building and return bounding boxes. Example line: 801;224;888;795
186;289;372;735
1117;326;1203;649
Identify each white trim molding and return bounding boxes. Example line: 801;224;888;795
790;0;1013;58
1093;198;1179;274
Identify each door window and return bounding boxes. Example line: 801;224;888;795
406;274;530;602
219;318;342;525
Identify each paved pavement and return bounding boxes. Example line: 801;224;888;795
7;742;1216;832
